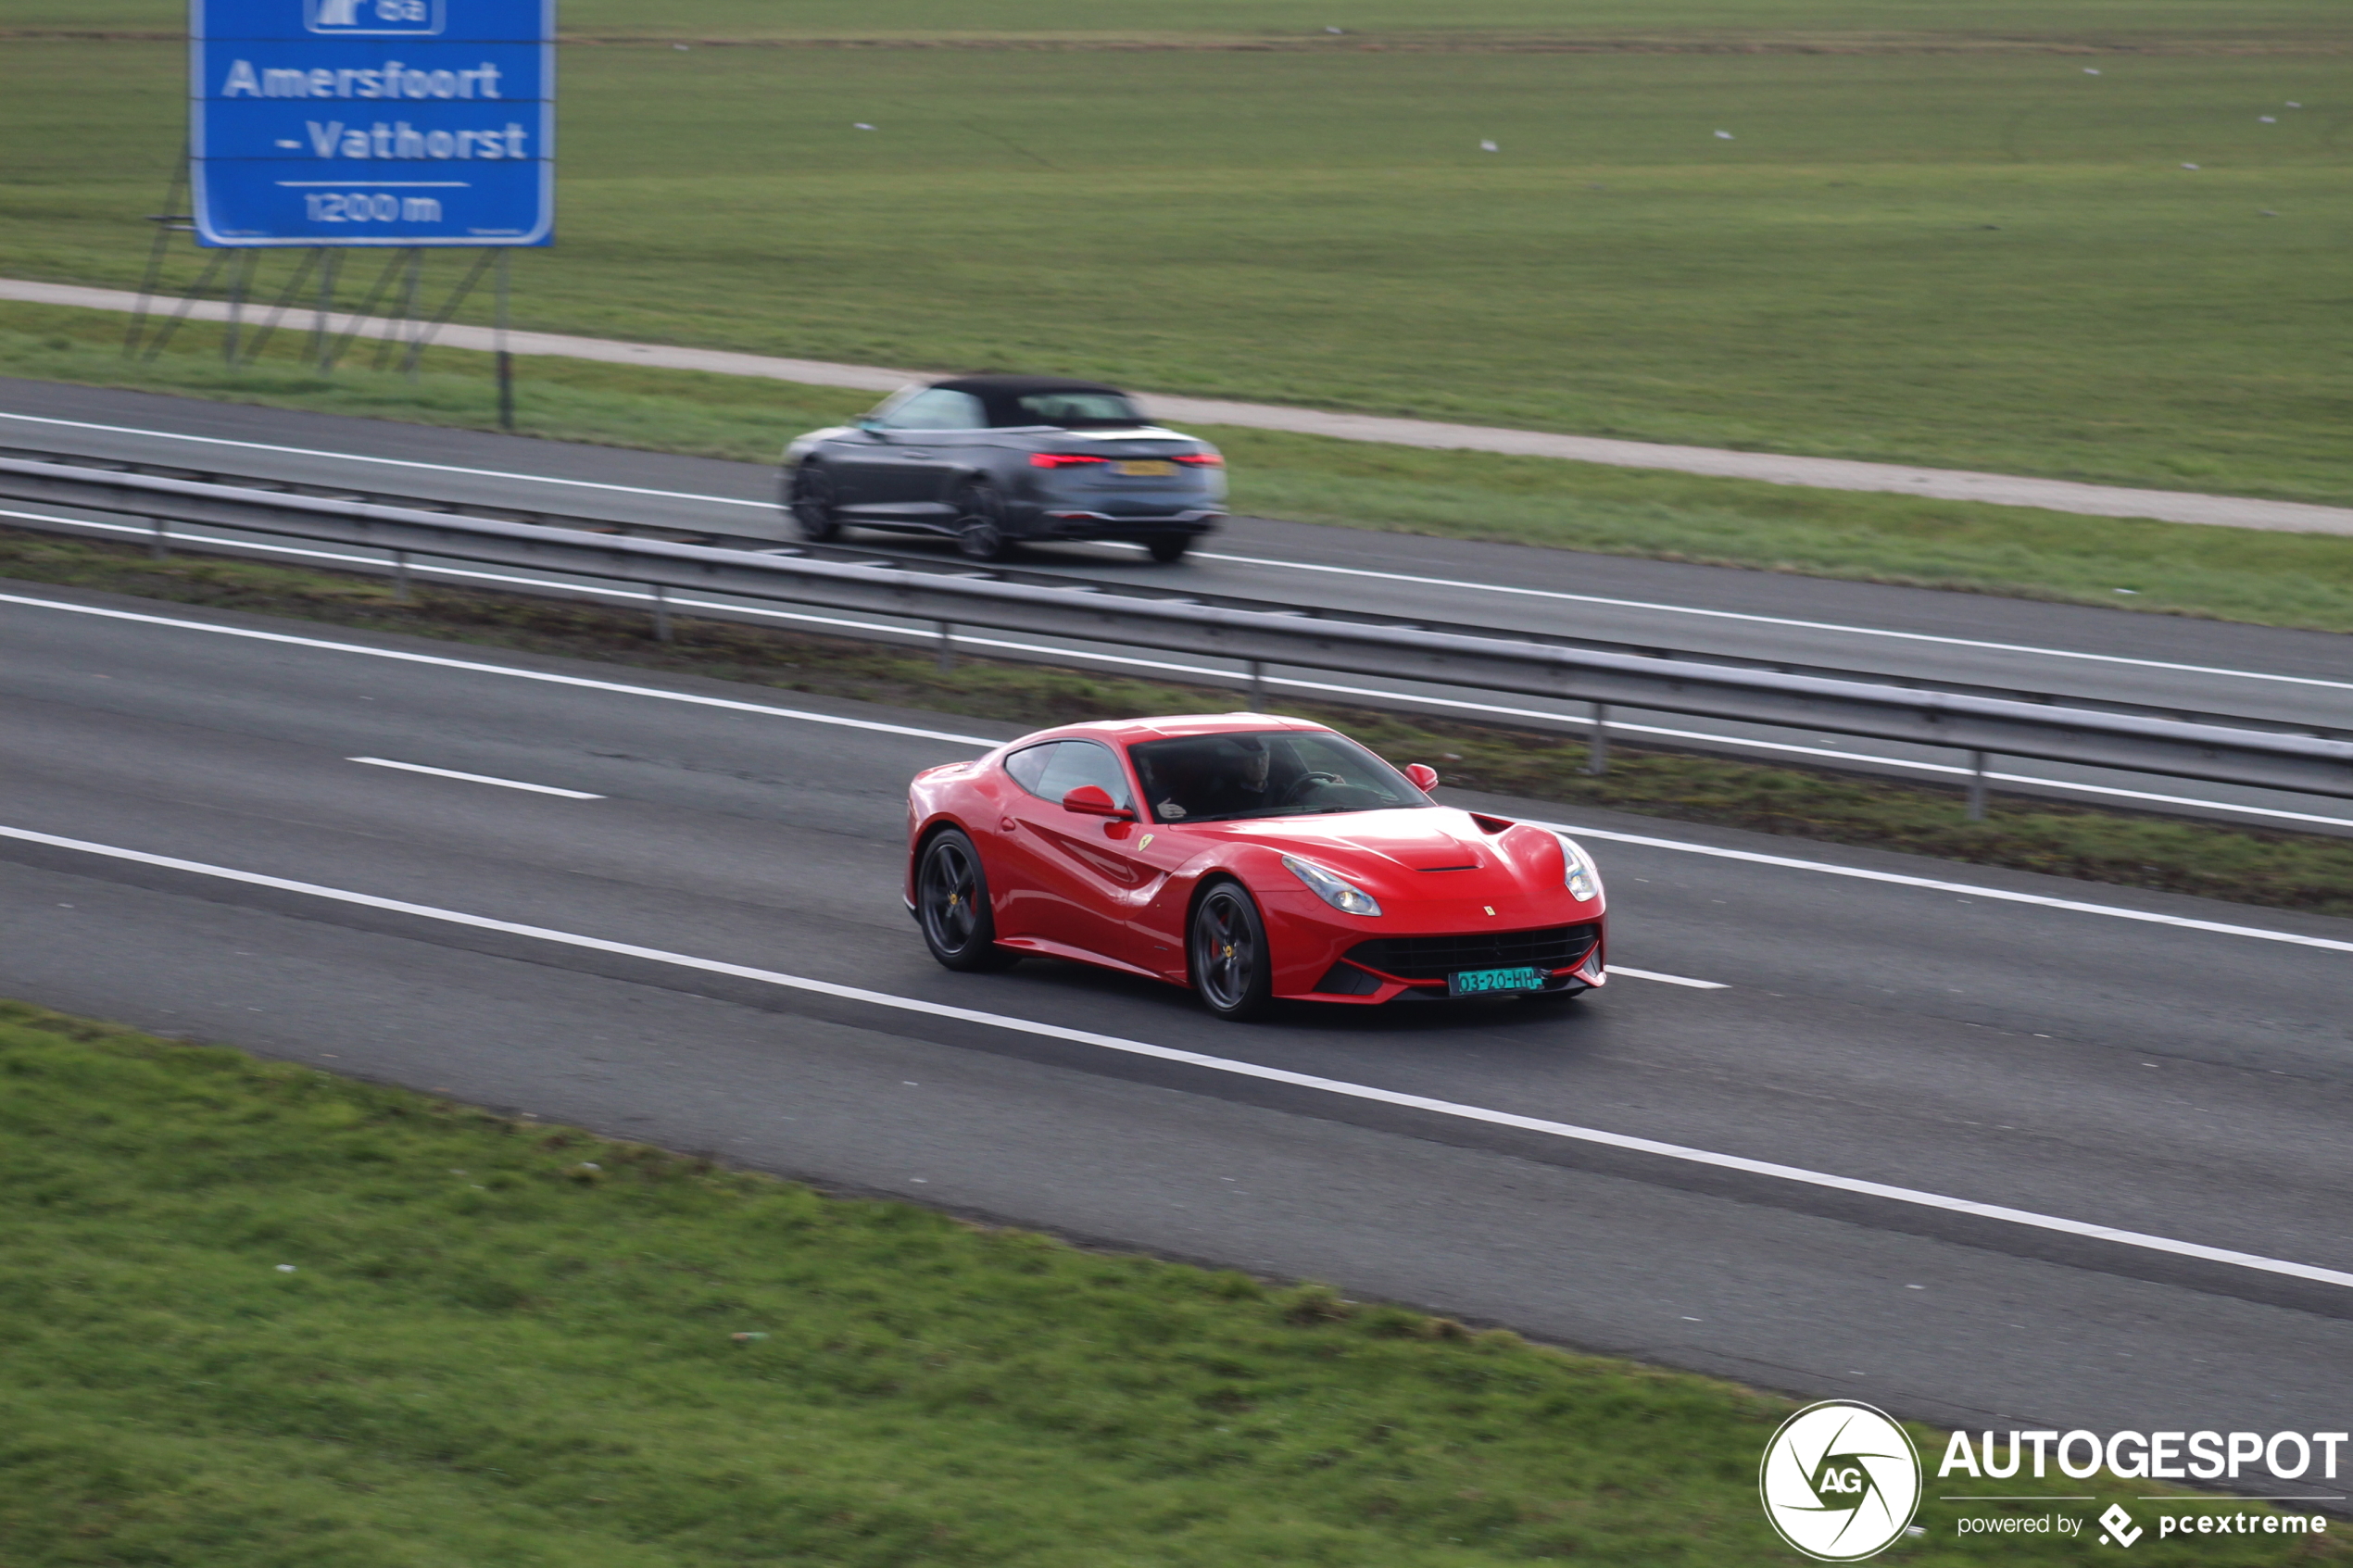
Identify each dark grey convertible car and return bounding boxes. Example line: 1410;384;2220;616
780;375;1227;562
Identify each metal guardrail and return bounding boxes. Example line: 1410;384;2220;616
4;453;2350;807
5;442;2286;726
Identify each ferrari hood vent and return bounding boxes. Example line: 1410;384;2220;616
1363;830;1490;872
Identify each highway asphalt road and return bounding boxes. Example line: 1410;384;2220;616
5;577;2350;1484
6;381;2348;837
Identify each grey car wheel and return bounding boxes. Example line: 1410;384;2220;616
917;829;1020;972
788;462;842;542
1146;535;1193;564
1189;882;1273;1021
952;480;1015;563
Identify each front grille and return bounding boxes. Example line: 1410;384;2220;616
1345;923;1599;982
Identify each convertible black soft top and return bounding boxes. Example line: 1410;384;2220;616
930;375;1139;428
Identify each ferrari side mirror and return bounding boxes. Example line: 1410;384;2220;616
1062;785;1136;821
1403;763;1440;792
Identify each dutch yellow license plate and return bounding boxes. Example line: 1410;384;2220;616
1118;460;1177;477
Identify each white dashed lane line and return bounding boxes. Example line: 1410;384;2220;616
346;757;604;798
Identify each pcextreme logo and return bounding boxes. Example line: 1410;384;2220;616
1760;1400;1924;1562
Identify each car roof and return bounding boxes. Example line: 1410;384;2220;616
1004;714;1328;750
930;375;1130;398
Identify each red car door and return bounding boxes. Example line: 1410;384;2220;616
996;740;1152;961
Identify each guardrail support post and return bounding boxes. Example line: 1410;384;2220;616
650;584;673;643
1585;702;1611;775
1967;750;1990;821
1246;659;1266;710
937;620;955;673
148;517;169;560
391;548;411;603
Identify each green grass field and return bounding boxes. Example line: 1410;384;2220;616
1;2;2348;504
3;998;2336;1567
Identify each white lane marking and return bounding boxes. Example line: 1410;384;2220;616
15;507;2350;832
1;407;2330;694
1611;966;1728;989
347;757;603;798
0;410;774;509
0;591;998;747
1198;551;2353;695
4;821;2346;1293
5;589;2347;953
1529;817;2353;956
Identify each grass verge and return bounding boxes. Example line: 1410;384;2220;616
3;997;2338;1566
7;526;2350;919
6;304;2353;632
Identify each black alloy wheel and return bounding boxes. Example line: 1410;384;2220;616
951;480;1015;562
1145;535;1193;564
788;462;842;542
1189;882;1274;1021
917;829;1019;972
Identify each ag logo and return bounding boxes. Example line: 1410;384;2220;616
308;0;446;34
1759;1400;1922;1562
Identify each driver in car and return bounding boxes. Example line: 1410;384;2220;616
1187;736;1280;819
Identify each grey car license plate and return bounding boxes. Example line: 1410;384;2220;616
1118;459;1177;477
1448;965;1546;997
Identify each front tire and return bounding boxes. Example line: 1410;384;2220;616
788;463;842;542
952;480;1015;562
1189;882;1273;1021
917;829;1019;972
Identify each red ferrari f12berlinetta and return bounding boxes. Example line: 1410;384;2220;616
906;714;1606;1020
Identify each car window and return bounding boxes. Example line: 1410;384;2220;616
1003;743;1060;797
1035;740;1134;807
1010;391;1143;429
1127;731;1428;823
881;388;986;431
1004;740;1131;807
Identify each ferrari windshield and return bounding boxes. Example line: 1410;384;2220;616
1127;730;1432;823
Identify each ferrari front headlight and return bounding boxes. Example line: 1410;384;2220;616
1554;834;1603;903
1281;855;1382;918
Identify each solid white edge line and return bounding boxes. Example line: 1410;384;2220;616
16;507;2352;834
346;757;603;799
1609;966;1728;989
1522;816;2353;956
0;589;1000;748
0;409;775;508
6;587;2349;954
1197;551;2353;695
5;821;2347;1293
1;404;2334;696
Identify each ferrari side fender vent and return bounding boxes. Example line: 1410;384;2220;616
1468;814;1516;834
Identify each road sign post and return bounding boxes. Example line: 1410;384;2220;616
161;2;554;413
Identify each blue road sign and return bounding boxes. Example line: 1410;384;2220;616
191;0;554;246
